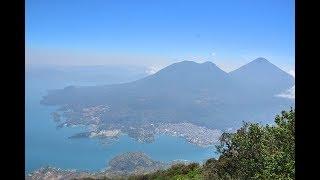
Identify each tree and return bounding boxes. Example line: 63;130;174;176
215;108;295;179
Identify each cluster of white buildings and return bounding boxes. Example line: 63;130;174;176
156;123;222;147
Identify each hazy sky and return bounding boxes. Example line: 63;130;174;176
26;0;294;73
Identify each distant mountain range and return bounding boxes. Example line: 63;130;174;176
41;58;294;130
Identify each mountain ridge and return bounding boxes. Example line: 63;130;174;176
41;57;295;131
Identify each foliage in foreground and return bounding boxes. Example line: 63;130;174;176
211;108;295;180
80;108;295;180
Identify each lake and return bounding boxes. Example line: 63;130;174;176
25;70;217;173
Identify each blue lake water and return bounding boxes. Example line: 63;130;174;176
25;76;217;173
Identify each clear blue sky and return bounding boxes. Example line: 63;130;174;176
26;0;294;73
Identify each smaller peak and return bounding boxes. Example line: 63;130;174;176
201;61;219;67
202;61;215;65
173;60;198;66
179;60;197;64
252;57;270;63
174;60;218;66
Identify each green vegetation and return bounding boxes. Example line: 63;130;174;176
125;108;295;180
77;108;295;180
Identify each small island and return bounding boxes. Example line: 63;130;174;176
26;152;167;179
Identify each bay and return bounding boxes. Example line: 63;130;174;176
25;71;217;173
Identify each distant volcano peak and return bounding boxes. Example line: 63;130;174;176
246;57;274;66
173;60;217;65
201;61;217;66
253;57;269;62
231;57;281;73
201;61;214;64
157;60;226;75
